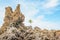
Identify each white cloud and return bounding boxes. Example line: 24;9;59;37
18;0;60;30
36;15;45;21
24;14;60;30
24;20;60;30
20;1;39;25
20;2;39;17
30;19;60;30
0;0;60;30
24;15;45;26
43;0;58;8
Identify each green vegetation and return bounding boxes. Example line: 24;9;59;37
29;19;32;24
29;19;32;26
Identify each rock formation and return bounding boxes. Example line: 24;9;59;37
0;4;25;34
0;4;60;40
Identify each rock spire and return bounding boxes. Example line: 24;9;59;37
0;4;25;34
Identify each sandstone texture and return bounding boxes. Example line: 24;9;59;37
0;4;60;40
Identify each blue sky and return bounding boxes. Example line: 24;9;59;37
0;0;60;30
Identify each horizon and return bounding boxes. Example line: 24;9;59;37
0;0;60;30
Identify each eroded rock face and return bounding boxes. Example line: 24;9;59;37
0;4;25;34
4;4;25;24
0;4;60;40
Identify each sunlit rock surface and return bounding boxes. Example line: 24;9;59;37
0;4;25;34
0;4;60;40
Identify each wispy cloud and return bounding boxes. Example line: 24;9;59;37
21;0;60;30
43;0;59;8
0;0;60;29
